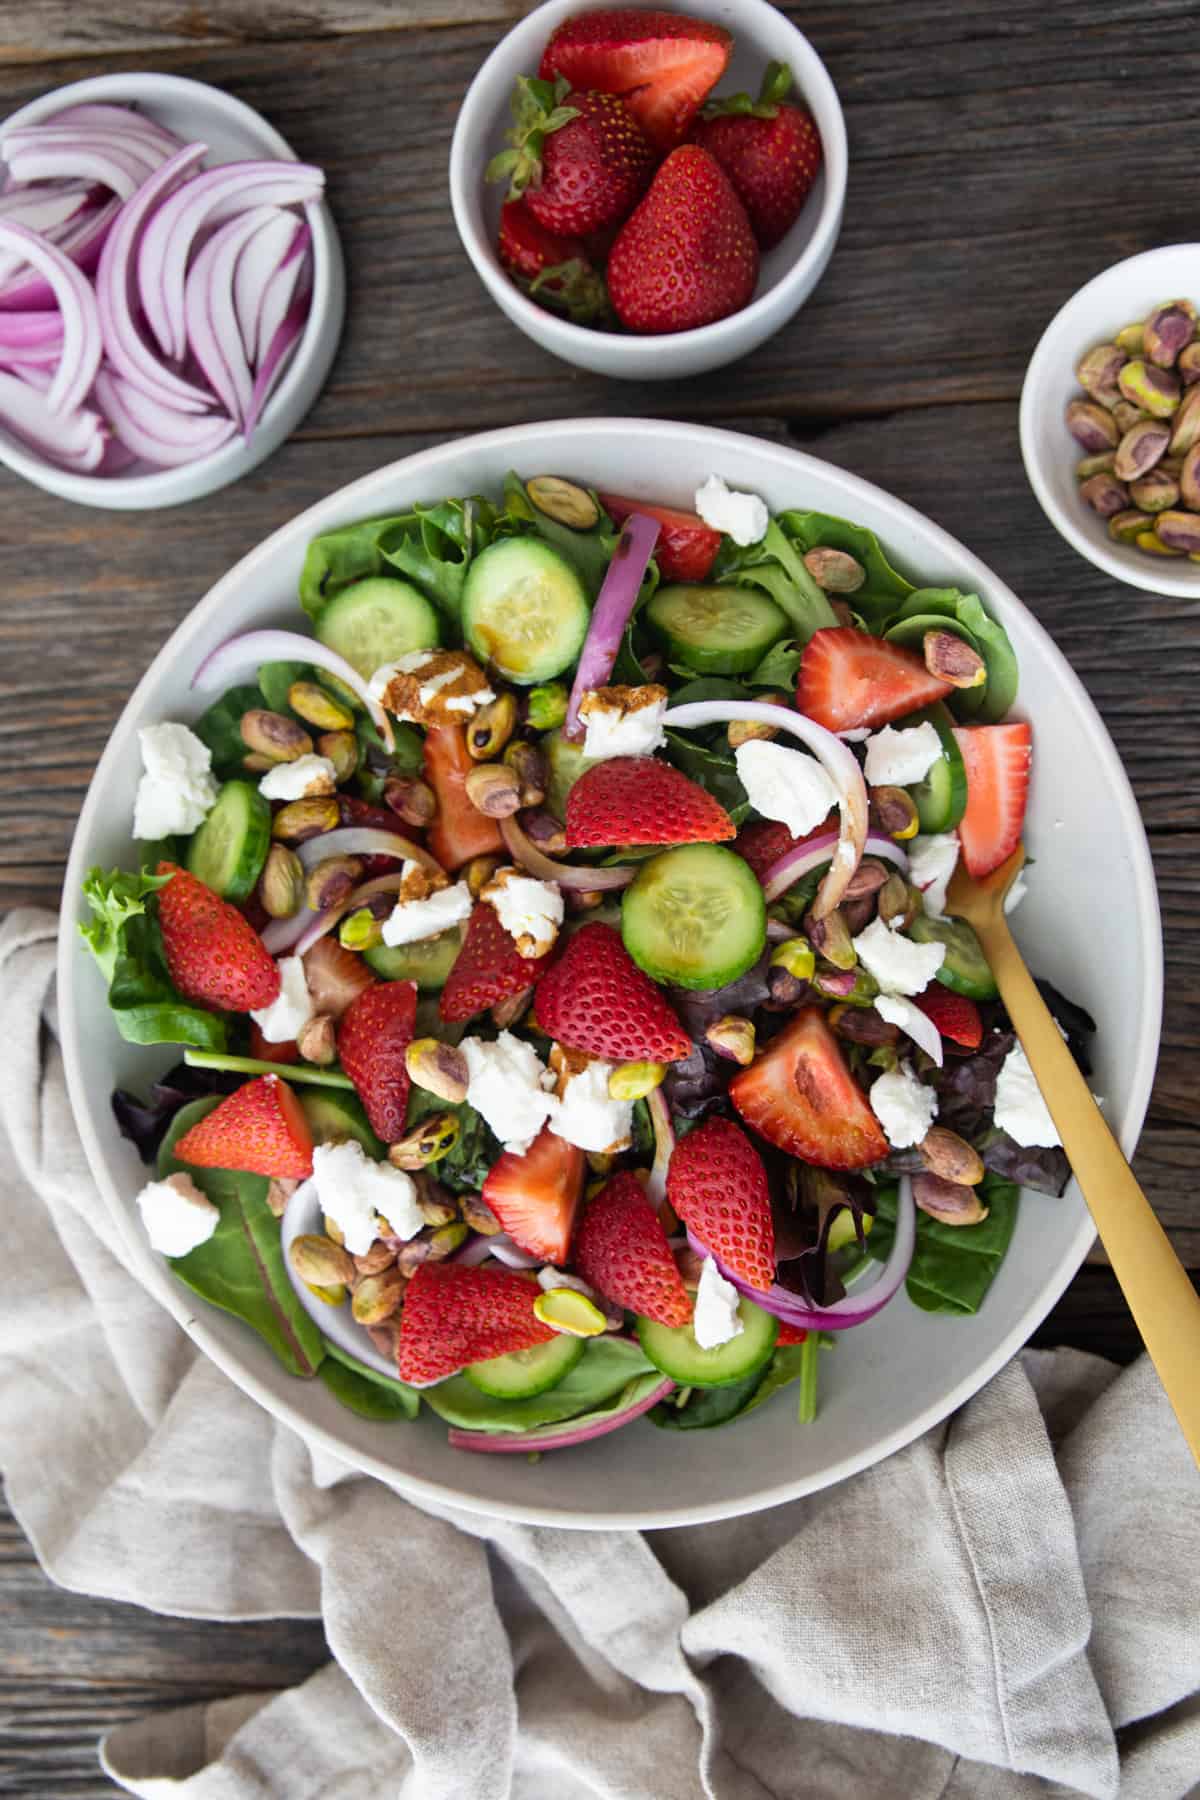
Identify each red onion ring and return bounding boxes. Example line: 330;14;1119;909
686;1175;915;1332
499;813;637;891
761;829;908;904
563;510;660;741
447;1375;675;1453
191;628;394;752
663;700;869;920
250;221;310;367
874;995;943;1067
294;826;440;875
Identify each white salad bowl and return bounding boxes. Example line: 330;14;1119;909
1020;243;1200;598
450;0;847;380
0;72;345;511
59;419;1162;1529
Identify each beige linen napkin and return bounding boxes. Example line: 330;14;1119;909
2;909;1198;1800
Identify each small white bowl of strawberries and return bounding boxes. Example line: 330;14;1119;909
450;0;847;380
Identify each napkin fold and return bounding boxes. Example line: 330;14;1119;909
2;909;1197;1800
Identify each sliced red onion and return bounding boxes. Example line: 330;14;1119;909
686;1175;915;1332
0;311;64;352
184;206;284;426
232;209;303;361
0;218;100;414
2;135;161;202
761;830;908;904
874;995;943;1068
243;284;308;438
0;367;106;469
663;700;869;920
137;161;324;362
92;365;235;468
261;869;409;957
47;104;185;158
499;813;636;891
295;826;440;874
646;1085;675;1212
449;1234;496;1269
447;1376;675;1453
487;1236;542;1271
251;221;310;366
0;186;118;308
95;142;214;414
564;511;661;741
191;628;394;751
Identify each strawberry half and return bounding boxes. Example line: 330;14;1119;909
301;936;376;1021
440;900;549;1024
493;80;656;238
796;628;955;733
607;145;758;334
174;1075;314;1180
913;985;983;1049
336;980;417;1144
730;1006;888;1170
575;1170;692;1327
666;1116;775;1291
953;723;1032;879
482;1124;584;1263
156;863;280;1013
540;7;732;151
497;199;610;325
397;1261;555;1387
565;755;735;847
533;922;691;1063
691;62;823;251
423;724;504;871
599;491;721;583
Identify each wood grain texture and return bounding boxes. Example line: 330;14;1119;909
0;1;1197;1789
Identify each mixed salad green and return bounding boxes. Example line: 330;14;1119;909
82;471;1091;1455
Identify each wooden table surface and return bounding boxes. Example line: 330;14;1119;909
1;0;1198;1789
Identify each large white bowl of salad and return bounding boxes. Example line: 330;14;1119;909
59;419;1161;1529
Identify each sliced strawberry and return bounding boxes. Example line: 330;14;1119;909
156;863;280;1013
775;1321;809;1347
533;921;691;1062
730;1006;888;1170
599;491;721;583
796;627;954;732
336;980;417;1144
953;723;1032;879
301;936;376;1021
912;985;983;1049
440;900;549;1024
565;755;735;847
540;8;732;151
397;1261;554;1387
423;723;504;871
666;1116;775;1291
482;1125;584;1263
248;1022;299;1064
575;1169;692;1327
174;1074;313;1180
733;815;837;884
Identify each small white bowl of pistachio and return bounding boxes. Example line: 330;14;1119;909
1020;244;1200;598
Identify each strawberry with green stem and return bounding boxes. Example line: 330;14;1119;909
488;75;656;238
691;62;823;252
497;198;612;327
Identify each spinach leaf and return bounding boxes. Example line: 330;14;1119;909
668;675;751;708
746;638;804;689
320;1340;419;1420
952;593;1019;722
406;1089;499;1194
712;519;837;642
194;683;265;777
651;1368;766;1430
157;1099;325;1377
108;912;229;1051
777;509;915;630
613;621;650;685
870;1176;1019;1315
663;728;750;824
256;660;310;716
741;1341;819;1417
421;1335;655;1431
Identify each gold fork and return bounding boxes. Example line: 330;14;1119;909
945;845;1200;1467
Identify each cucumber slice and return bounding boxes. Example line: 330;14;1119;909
908;914;999;1000
363;926;463;991
903;703;968;834
645;583;788;676
545;727;598;820
299;1089;386;1159
637;1295;778;1387
464;1332;584;1398
185;780;271;901
622;844;766;990
461;538;590;684
314;576;440;681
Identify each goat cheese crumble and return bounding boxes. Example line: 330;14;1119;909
250;955;312;1043
579;685;668;760
132;722;218;841
907;833;959;918
461;1031;558;1155
136;1172;220;1257
382;875;473;947
993;1040;1061;1147
862;723;943;789
692;1256;745;1349
551;1058;633;1154
488;874;564;956
694;474;769;546
258;754;337;801
312;1139;424;1254
735;740;837;839
852;916;945;996
869;1060;938;1149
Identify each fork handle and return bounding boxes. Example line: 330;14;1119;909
976;915;1200;1467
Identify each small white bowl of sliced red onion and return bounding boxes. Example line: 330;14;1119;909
0;72;344;510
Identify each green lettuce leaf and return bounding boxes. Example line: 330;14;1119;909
81;869;227;1051
746;638;804;690
870;1176;1019;1315
79;865;167;985
300;497;499;624
421;1335;655;1432
776;509;915;630
157;1099;325;1377
711;519;837;643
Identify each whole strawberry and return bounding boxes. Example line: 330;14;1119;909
337;979;417;1144
533;921;691;1064
691;62;822;252
606;145;758;333
156;863;280;1013
666;1116;775;1291
488;76;655;238
398;1261;555;1387
496;199;611;327
575;1170;692;1327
